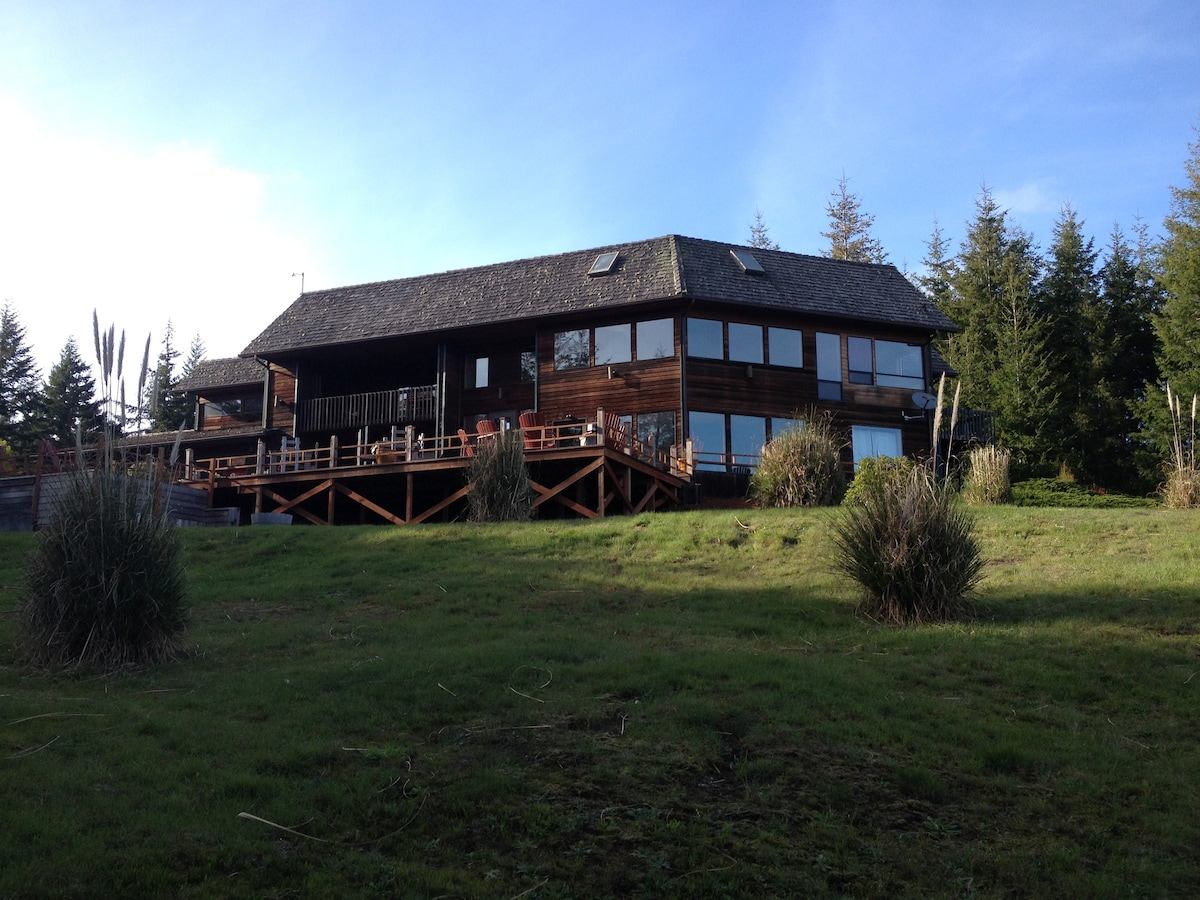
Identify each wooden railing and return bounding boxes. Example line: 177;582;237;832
297;384;437;432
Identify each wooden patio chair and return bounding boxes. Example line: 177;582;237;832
457;428;475;458
604;415;631;453
475;419;499;440
518;411;555;450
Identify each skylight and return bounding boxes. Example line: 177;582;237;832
588;251;619;276
730;248;765;274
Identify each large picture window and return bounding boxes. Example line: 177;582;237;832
554;329;590;370
875;340;924;389
636;318;674;360
816;332;842;401
687;318;723;359
594;324;631;365
689;411;726;469
636;410;676;450
768;327;803;367
728;323;763;364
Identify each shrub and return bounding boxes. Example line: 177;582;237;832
749;412;845;508
467;429;534;522
1011;477;1157;508
1161;386;1199;510
20;462;187;669
843;455;914;507
830;462;984;625
961;445;1012;505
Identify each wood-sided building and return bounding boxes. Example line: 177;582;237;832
183;234;959;490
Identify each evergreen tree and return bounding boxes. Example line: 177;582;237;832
0;301;44;455
1093;222;1162;492
821;174;888;263
748;208;780;250
145;321;193;431
1040;205;1099;478
917;220;956;307
41;337;101;445
1153;129;1200;425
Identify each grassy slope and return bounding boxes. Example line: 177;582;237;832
1;508;1197;898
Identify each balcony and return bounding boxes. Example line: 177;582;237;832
298;384;437;433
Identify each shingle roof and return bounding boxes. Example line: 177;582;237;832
242;235;957;358
176;356;265;392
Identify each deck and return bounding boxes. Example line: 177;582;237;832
181;417;695;526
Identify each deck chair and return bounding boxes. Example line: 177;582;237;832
604;414;630;453
457;428;475;458
475;419;499;439
518;411;555;450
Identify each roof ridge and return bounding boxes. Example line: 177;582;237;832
667;235;687;296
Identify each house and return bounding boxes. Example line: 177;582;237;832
174;234;959;521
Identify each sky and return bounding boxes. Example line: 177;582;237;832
2;1;1198;379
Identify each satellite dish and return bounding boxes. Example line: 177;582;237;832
911;391;938;410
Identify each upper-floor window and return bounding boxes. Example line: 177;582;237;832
519;351;537;382
554;329;590;370
768;327;803;368
816;332;842;401
636;318;674;359
687;318;723;359
728;323;763;364
848;337;924;389
595;324;631;365
467;356;489;389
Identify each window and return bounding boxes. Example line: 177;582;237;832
588;251;619;276
875;341;924;389
730;415;766;463
730;248;765;274
636;318;674;359
467;356;489;389
851;425;903;469
768;327;803;367
689;411;726;469
554;329;590;370
594;323;631;365
770;416;803;440
636;411;676;451
728;323;764;364
519;351;537;383
847;337;873;385
816;332;842;401
687;318;723;359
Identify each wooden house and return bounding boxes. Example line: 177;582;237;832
170;234;959;522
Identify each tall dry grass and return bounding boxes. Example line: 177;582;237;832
19;314;187;669
1162;385;1199;509
749;411;845;508
961;444;1012;505
467;429;534;522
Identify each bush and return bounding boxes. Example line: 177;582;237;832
843;455;914;507
467;430;534;522
749;412;845;508
830;462;983;625
20;462;187;669
1010;478;1157;508
961;445;1012;505
1162;386;1199;509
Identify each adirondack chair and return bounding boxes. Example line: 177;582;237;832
475;419;499;440
604;414;631;453
518;411;555;450
457;428;475;458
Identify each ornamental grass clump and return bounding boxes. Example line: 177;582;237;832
831;462;984;625
467;429;534;522
19;315;187;669
1161;386;1199;509
749;411;845;508
961;444;1012;505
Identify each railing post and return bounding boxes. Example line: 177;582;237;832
685;439;694;475
405;424;416;462
329;435;339;468
255;440;266;475
185;448;195;480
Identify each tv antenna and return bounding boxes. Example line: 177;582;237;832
292;272;305;294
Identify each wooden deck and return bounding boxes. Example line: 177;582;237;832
182;418;694;526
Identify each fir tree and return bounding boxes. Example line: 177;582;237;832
820;174;888;263
748;208;780;250
1153;129;1200;421
146;321;193;431
0;301;44;455
41;337;100;445
917;220;956;307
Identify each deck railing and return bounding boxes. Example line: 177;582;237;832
297;384;437;432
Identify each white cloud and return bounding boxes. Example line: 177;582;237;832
992;180;1059;218
0;96;322;377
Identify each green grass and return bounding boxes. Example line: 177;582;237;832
1;508;1198;898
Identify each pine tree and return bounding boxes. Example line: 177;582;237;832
748;208;780;250
1040;204;1099;478
41;337;101;446
146;321;193;432
1153;129;1200;418
821;174;888;263
917;220;956;307
0;301;44;455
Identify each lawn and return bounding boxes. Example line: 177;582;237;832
1;507;1198;898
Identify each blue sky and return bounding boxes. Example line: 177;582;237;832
2;1;1198;376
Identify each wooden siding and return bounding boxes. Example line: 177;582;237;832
268;366;297;431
